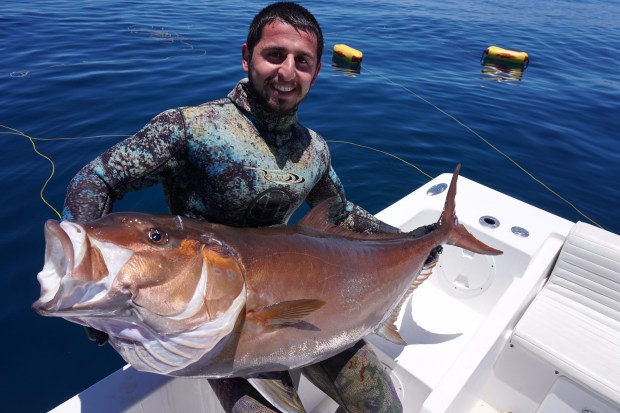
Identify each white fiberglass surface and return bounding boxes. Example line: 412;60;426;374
372;173;573;403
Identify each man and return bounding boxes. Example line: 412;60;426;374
63;3;437;412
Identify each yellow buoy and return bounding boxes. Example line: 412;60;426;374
333;44;363;65
483;46;529;66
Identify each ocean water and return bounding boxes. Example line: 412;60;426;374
1;0;619;411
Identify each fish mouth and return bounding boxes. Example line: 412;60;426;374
32;220;133;316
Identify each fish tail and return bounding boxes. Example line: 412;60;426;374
438;164;503;256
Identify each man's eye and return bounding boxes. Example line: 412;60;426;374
268;51;283;60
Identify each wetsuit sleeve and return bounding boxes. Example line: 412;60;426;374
62;109;187;221
306;165;401;234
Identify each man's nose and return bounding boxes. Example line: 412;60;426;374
278;54;296;81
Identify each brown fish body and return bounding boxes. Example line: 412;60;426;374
174;222;439;376
33;165;502;379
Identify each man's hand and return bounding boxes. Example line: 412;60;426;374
409;223;437;238
409;223;443;265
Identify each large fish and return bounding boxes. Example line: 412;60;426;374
33;165;501;411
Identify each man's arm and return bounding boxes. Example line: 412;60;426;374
62;109;186;221
62;109;187;345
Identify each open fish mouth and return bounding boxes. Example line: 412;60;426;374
32;220;133;315
32;221;247;375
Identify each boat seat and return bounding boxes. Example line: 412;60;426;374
511;221;620;405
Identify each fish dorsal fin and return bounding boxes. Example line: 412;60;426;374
376;260;438;345
253;299;325;327
298;198;407;240
297;197;355;236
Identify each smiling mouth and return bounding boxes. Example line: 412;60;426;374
273;83;294;92
271;82;297;96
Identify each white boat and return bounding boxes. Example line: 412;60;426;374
49;172;620;413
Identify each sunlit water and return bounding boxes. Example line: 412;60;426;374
1;0;619;411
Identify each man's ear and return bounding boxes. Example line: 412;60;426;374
311;61;322;86
242;44;250;72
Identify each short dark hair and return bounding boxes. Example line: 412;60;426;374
246;2;324;65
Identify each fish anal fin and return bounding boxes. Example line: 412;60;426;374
377;323;407;346
247;373;305;413
377;260;439;346
253;299;325;327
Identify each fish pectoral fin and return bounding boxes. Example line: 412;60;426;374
253;299;325;327
376;322;407;346
247;373;306;413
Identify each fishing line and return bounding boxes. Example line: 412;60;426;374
0;127;131;218
127;24;200;51
361;64;603;229
28;134;131;141
4;24;206;79
1;123;424;217
326;140;433;180
0;125;62;219
1;115;602;229
6;57;207;79
1;19;601;227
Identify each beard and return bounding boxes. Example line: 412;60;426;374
247;72;302;116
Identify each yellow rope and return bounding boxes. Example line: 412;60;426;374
0;124;62;219
0;127;132;218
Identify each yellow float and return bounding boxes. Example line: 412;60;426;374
332;44;363;65
483;46;529;66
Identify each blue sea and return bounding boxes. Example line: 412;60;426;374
1;0;619;411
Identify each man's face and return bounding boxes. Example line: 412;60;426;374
242;21;322;115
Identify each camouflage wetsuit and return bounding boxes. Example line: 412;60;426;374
63;79;394;233
63;79;403;413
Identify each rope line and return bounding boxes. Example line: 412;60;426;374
0;119;602;228
0;125;62;219
327;140;433;180
363;65;603;229
1;18;602;227
0;64;603;228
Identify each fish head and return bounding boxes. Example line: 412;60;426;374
32;212;246;374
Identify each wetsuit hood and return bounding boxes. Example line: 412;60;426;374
228;79;298;147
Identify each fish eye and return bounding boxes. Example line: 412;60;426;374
147;228;168;244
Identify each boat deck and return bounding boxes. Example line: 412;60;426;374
51;174;620;413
